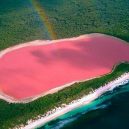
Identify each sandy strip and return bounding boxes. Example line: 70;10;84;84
16;73;129;129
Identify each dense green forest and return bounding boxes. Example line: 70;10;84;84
0;0;129;50
0;0;129;128
0;63;129;129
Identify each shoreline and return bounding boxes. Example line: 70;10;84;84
0;33;128;58
0;33;92;58
17;73;129;129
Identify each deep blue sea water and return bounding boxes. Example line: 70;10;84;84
38;83;129;129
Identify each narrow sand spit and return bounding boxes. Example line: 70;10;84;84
18;73;129;129
0;33;129;100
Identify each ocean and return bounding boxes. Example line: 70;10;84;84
38;83;129;129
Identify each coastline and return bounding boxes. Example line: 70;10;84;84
18;73;129;129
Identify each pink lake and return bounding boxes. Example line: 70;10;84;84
0;34;129;99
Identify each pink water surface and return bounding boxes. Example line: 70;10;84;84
0;34;129;99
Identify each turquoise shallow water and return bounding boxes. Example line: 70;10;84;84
38;83;129;129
